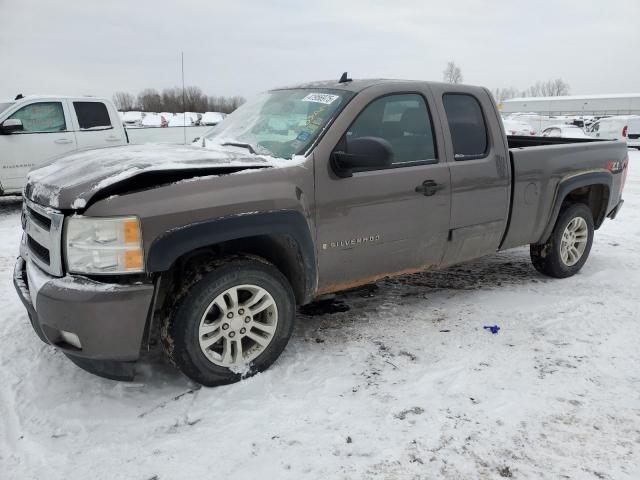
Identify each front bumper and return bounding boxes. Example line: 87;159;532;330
13;256;155;380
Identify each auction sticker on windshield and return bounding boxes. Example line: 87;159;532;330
301;93;340;105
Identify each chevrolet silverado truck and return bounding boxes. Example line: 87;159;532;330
14;77;628;386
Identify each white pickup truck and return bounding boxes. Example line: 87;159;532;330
0;95;127;195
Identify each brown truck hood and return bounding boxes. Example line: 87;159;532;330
25;143;285;209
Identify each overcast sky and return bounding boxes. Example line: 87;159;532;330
1;0;638;101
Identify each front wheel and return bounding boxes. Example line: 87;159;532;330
162;257;296;386
530;203;594;278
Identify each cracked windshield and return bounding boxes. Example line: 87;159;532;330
205;89;353;159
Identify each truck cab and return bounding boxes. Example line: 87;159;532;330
0;95;127;195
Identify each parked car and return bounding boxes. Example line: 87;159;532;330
141;113;168;128
541;124;590;139
168;114;195;127
506;113;562;132
503;118;535;136
625;116;640;149
200;111;226;126
121;111;145;127
0;95;127;195
15;78;628;385
585;115;638;142
184;112;201;125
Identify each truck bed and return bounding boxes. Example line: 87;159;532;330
507;135;601;148
500;138;627;250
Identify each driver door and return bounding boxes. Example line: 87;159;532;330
313;85;451;293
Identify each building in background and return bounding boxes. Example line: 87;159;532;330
499;94;640;116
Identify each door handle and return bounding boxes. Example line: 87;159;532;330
54;138;73;144
415;180;443;196
106;136;121;142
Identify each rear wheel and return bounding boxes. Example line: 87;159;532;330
162;257;296;386
530;203;594;278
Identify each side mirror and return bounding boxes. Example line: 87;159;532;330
1;118;24;134
332;136;393;178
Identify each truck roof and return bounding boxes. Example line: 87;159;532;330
2;94;110;103
273;78;463;93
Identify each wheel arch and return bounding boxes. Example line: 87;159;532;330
538;171;611;244
146;210;317;305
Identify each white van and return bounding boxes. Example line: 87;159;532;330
0;95;127;195
586;115;640;145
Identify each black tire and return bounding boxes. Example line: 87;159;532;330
530;203;594;278
162;256;295;387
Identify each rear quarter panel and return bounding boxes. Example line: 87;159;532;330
501;140;627;249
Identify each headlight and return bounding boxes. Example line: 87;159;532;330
64;216;144;274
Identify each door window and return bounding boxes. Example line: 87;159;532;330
8;102;66;132
344;94;437;165
74;102;112;130
442;93;488;160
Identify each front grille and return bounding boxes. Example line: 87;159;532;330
27;235;50;264
27;206;52;230
22;199;64;276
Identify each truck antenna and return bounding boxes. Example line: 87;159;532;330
181;51;186;145
339;72;352;83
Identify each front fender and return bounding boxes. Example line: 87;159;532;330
146;209;317;302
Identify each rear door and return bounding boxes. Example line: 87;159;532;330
0;100;76;193
429;85;511;264
68;99;126;149
313;84;451;293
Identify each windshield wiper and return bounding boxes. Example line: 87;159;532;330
221;142;256;154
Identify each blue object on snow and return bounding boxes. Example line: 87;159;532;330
483;325;500;334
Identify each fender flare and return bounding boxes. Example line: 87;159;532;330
538;170;612;243
146;210;317;302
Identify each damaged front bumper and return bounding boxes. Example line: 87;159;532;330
13;256;155;380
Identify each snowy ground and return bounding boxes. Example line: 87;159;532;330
1;151;639;480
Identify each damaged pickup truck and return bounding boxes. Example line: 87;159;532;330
14;77;628;386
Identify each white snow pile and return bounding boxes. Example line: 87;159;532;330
1;151;639;479
168;115;194;127
200;111;225;126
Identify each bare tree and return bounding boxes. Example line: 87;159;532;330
137;88;163;112
161;87;182;113
541;78;570;96
112;91;135;111
523;78;570;97
183;86;206;112
114;87;245;114
492;86;520;103
443;61;463;84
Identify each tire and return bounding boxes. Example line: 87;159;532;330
162;256;296;387
530;203;594;278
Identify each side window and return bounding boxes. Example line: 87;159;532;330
9;102;66;133
74;102;112;130
344;94;437;164
442;93;488;160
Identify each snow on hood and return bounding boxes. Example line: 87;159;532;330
25;143;300;209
